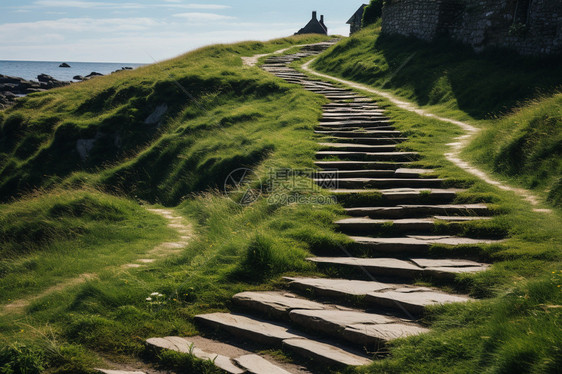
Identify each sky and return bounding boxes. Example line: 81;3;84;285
0;0;368;63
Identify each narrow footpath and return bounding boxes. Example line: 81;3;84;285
146;43;504;373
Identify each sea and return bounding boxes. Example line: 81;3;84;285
0;60;146;82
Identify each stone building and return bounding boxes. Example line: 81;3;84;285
347;4;369;34
381;0;562;56
296;11;328;35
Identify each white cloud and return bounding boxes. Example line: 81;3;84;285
172;12;235;22
0;17;159;40
29;0;230;10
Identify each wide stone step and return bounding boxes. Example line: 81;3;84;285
146;336;245;374
146;336;295;374
231;292;427;346
350;235;501;253
336;216;491;234
345;204;491;218
308;257;489;280
316;170;397;178
317;125;397;132
315;130;403;138
284;277;474;315
316;151;420;162
318;178;443;189
327;137;407;145
315;161;408;170
332;188;463;206
194;313;372;368
337;218;442;233
318;142;397;152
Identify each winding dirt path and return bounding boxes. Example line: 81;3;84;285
1;208;193;315
301;59;552;213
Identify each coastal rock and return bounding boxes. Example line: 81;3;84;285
0;74;71;108
59;63;71;68
73;75;85;81
85;72;103;78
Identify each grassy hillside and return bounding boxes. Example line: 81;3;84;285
0;34;330;205
1;32;561;374
313;25;562;206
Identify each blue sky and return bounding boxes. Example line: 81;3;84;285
0;0;367;63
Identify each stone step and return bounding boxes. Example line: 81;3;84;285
315;161;408;170
317;178;443;189
317;125;396;132
318;142;397;152
284;277;474;315
336;216;491;234
95;370;146;374
194;313;372;368
282;339;371;367
345;204;491;218
350;235;500;253
147;336;298;374
326;137;407;145
308;257;489;280
316;170;397;178
322;109;385;114
231;292;427;346
318;120;393;126
315;130;403;138
316;151;420;162
146;336;245;374
332;188;463;206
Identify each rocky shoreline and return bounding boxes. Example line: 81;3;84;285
0;67;134;109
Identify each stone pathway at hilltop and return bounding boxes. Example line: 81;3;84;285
146;43;504;373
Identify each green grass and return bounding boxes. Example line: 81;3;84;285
0;32;561;374
312;25;562;206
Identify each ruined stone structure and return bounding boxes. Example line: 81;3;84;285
296;11;328;35
382;0;562;56
347;4;368;34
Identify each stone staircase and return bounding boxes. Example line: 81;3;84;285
146;43;502;373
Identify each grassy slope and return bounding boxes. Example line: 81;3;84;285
312;24;562;207
0;32;560;374
0;35;351;373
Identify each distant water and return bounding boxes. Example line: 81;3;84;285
0;60;146;82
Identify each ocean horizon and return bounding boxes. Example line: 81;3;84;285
0;60;146;82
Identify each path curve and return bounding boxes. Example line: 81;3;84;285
301;59;551;213
1;208;193;315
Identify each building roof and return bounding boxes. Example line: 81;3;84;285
347;4;368;24
296;11;328;35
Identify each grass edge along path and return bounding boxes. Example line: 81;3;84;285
301;59;552;214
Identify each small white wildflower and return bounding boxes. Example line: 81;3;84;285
157;293;164;298
151;292;160;296
146;297;153;301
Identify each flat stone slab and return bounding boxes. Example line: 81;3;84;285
336;217;438;232
283;338;371;367
366;289;470;314
307;256;488;279
284;277;396;297
194;313;303;346
351;236;500;252
234;354;292;374
434;216;492;222
343;323;429;345
146;336;244;374
289;309;397;338
308;257;422;278
345;204;491;219
95;370;146;374
233;291;325;318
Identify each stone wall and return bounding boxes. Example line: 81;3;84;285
381;0;562;56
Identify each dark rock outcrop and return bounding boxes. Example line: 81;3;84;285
59;63;71;68
0;74;71;109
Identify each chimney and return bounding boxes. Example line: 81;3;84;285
320;15;324;23
312;11;317;20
